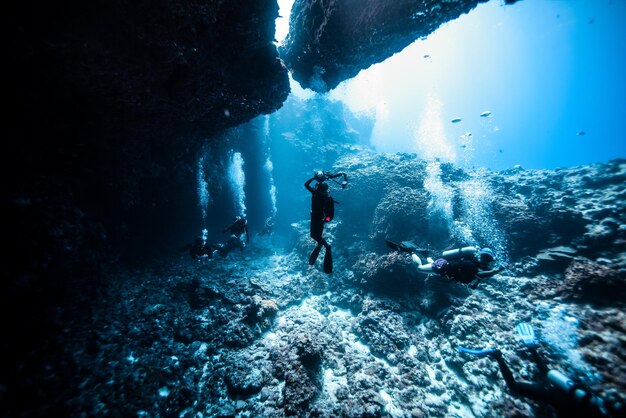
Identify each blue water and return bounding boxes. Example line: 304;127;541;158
288;0;626;171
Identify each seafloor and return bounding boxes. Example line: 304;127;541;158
7;155;625;418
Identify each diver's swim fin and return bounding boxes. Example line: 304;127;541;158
515;322;536;348
323;246;333;274
455;346;499;357
385;240;429;256
309;245;322;265
385;240;401;251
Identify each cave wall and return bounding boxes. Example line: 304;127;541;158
4;1;291;281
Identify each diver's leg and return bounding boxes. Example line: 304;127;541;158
492;351;551;402
412;253;435;273
528;347;550;376
323;244;333;274
309;242;323;265
310;217;326;244
492;350;517;388
310;215;322;240
310;216;325;264
319;232;332;273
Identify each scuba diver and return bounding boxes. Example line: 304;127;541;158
257;216;275;237
386;241;504;289
304;170;348;274
222;215;249;244
188;217;248;262
189;228;215;261
456;323;624;418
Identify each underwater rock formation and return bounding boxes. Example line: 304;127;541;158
3;0;292;328
280;0;518;92
333;154;626;263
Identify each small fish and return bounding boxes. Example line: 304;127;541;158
451;118;462;123
577;131;586;136
480;111;492;117
423;54;430;58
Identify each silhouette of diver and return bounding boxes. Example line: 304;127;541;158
222;215;249;244
189;229;215;261
457;322;624;418
304;170;347;274
189;224;247;261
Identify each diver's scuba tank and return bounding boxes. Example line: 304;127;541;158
547;370;589;403
442;246;477;258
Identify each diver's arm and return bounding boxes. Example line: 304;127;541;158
304;177;316;193
245;225;249;242
476;266;505;279
470;266;504;287
327;171;346;180
327;172;348;188
491;351;552;402
528;347;549;376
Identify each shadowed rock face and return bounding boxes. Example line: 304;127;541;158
9;1;289;136
5;1;290;276
280;0;496;92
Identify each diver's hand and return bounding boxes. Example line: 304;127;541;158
494;266;506;274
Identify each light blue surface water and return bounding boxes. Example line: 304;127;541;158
282;0;626;171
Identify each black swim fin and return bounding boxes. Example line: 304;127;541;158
385;240;429;256
323;246;333;274
309;244;322;265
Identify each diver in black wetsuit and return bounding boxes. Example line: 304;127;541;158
457;323;624;418
222;215;249;244
304;170;347;274
189;229;216;261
